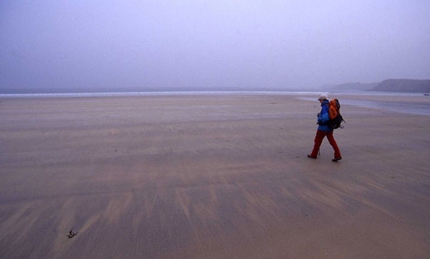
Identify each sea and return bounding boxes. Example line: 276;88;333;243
0;90;318;98
1;90;429;116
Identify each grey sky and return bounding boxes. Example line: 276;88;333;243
1;0;429;92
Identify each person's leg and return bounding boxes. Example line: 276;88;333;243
326;132;342;159
309;130;326;158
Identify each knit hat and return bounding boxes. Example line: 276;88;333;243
318;94;329;101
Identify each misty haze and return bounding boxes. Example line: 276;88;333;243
1;1;429;93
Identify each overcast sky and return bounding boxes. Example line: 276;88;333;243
1;0;429;92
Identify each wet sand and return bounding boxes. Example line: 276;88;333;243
1;94;430;258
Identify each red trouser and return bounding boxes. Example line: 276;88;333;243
310;130;341;158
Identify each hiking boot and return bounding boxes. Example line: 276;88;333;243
307;154;317;159
332;157;342;162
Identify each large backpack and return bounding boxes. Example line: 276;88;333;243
328;99;345;129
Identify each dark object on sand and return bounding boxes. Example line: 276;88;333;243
68;228;78;238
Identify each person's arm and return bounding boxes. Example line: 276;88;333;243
318;106;330;125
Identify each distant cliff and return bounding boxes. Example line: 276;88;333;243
372;79;430;93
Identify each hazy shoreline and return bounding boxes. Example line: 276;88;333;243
0;90;320;98
1;90;428;99
3;90;428;116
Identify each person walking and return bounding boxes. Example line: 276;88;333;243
308;94;342;162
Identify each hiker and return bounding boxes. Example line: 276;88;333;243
308;94;342;162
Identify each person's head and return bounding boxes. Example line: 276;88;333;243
318;94;328;103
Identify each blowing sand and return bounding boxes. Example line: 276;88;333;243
1;94;430;258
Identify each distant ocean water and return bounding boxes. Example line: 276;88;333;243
0;90;321;98
0;90;426;98
340;99;430;116
1;90;428;116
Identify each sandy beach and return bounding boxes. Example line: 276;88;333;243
1;93;430;259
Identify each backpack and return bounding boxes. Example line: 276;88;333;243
328;99;345;129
